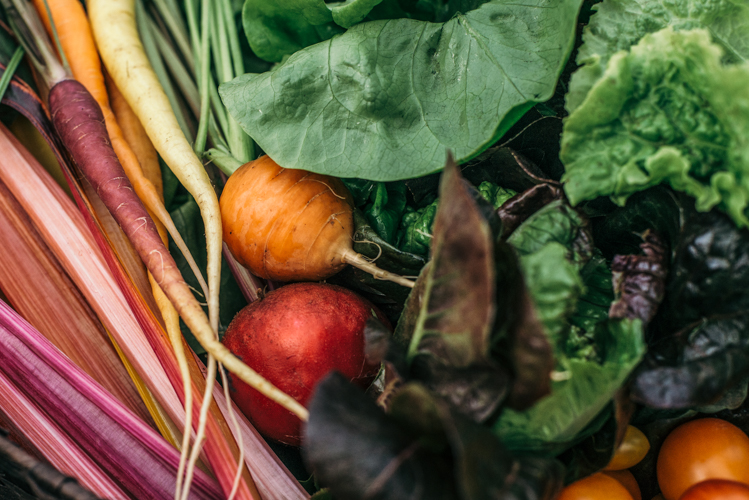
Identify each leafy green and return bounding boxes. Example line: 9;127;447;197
566;0;749;113
241;0;344;63
495;319;645;454
477;181;516;209
493;199;647;454
561;28;749;227
518;243;584;348
507;200;593;267
221;0;583;181
631;210;749;408
328;210;427;323
303;374;565;500
396;200;438;256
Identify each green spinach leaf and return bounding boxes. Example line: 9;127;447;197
222;0;583;181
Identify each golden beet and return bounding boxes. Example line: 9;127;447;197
221;155;413;286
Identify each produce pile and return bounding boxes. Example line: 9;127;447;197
0;0;747;499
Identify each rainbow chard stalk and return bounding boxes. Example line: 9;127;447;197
0;298;223;500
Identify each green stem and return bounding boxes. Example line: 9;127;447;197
220;0;244;77
213;2;251;162
193;0;212;155
41;0;69;74
136;0;193;138
0;46;24;102
151;0;194;71
204;148;243;176
149;16;200;115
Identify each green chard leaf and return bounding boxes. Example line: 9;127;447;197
567;0;749;113
222;0;583;181
561;28;749;227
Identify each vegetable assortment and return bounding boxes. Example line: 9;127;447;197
0;0;747;500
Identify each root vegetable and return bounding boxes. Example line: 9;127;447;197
220;155;415;287
222;282;385;446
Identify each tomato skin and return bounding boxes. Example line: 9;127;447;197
604;469;642;500
558;473;634;500
657;418;749;500
606;425;650;470
678;479;749;500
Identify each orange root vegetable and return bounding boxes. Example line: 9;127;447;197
221;155;415;287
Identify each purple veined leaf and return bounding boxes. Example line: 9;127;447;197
0;299;223;500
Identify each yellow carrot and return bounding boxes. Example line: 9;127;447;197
32;0;211;307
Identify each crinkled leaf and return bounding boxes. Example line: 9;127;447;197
396;199;438;256
663;210;749;325
608;231;668;324
517;243;584;348
567;0;749;113
561;28;749;227
477;181;516;209
495;319;646;454
221;0;583;181
630;210;749;408
365;182;407;244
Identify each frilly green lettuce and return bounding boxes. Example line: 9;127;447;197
561;28;749;227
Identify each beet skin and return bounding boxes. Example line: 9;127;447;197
222;282;385;446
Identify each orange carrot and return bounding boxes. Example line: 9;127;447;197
32;0;210;304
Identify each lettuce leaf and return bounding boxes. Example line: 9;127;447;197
222;0;583;181
493;199;645;454
561;28;749;227
566;0;749;113
494;319;644;454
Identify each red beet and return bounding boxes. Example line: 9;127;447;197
222;282;385;446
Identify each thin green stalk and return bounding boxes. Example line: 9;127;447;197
0;47;24;103
135;0;193;138
41;0;69;73
149;16;200;115
193;0;212;155
184;0;201;61
212;2;251;163
204;148;243;176
219;0;244;77
209;79;229;135
151;0;194;72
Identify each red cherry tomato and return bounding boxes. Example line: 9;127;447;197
657;418;749;500
604;469;642;500
679;479;749;500
558;473;634;500
606;425;650;471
